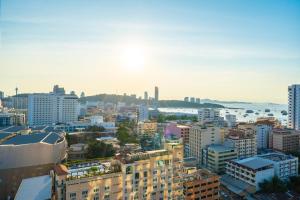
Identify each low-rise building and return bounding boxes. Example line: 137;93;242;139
183;168;220;200
0;113;26;127
164;122;190;144
15;175;52;200
137;121;157;135
258;153;298;180
272;129;300;152
226;157;274;191
67;143;88;160
225;152;299;193
203;144;237;174
0;125;67;199
224;128;257;159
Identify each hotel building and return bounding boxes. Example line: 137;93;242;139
54;143;184;200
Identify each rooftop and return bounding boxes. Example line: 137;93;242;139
234;157;273;170
259;153;297;162
56;160;122;180
208;144;235;152
15;175;52;200
1;132;64;145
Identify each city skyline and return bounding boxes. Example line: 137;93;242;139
1;0;300;103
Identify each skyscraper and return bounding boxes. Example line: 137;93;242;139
154;86;159;102
288;84;300;130
0;91;4;99
144;91;148;100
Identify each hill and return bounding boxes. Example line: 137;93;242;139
79;94;224;108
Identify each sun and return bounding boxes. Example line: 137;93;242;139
120;44;146;71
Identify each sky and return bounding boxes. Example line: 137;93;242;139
0;0;300;103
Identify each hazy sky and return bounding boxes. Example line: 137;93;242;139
1;0;300;103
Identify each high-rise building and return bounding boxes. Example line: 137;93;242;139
155;86;159;102
225;114;236;128
144;91;148;100
137;105;149;122
189;124;221;166
197;108;221;124
224;128;257;159
288;84;300;130
190;97;195;103
54;143;184;200
28;93;79;126
12;94;29;109
0;91;4;99
53;85;66;95
184;97;189;102
196;98;200;104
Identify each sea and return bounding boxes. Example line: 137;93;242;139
158;102;288;126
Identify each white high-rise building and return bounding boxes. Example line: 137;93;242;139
288;84;300;130
137;105;149;122
28;93;79;126
225;114;236;128
198;108;220;124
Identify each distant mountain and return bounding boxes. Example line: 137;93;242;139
79;94;224;108
158;100;224;108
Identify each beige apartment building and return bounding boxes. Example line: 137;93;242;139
272;129;300;152
137;121;158;135
224;128;257;159
54;143;184;200
189;124;222;166
203;144;237;174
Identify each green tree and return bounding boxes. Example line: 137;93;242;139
288;176;300;193
86;140;115;159
116;126;138;145
259;176;288;193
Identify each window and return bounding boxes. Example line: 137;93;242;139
70;193;76;198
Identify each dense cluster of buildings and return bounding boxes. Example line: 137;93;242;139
0;84;300;199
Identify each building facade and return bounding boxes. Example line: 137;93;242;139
272;129;300;152
197;109;221;125
226;157;274;191
203;144;237;174
54;143;184;200
28;93;79;126
189;124;221;166
137;121;158;135
288;84;300;130
183;168;220;200
224;128;257;159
